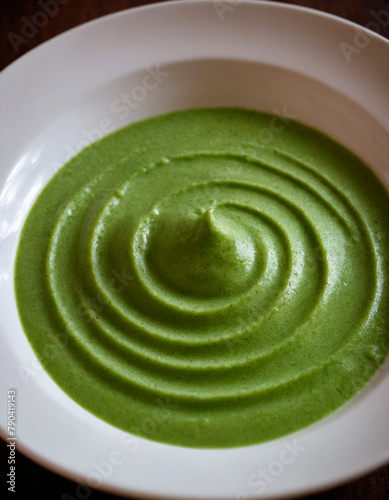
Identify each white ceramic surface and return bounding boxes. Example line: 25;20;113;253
1;1;389;498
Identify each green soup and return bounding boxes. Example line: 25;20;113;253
14;108;389;448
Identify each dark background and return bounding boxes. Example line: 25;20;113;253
1;0;389;499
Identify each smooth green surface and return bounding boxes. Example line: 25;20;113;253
15;108;389;448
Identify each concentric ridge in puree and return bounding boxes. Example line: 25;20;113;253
15;109;389;448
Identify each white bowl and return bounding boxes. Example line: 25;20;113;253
0;1;388;498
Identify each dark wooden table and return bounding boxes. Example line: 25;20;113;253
1;1;389;499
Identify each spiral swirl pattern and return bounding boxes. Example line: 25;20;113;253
15;109;389;447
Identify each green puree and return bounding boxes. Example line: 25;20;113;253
15;108;389;448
